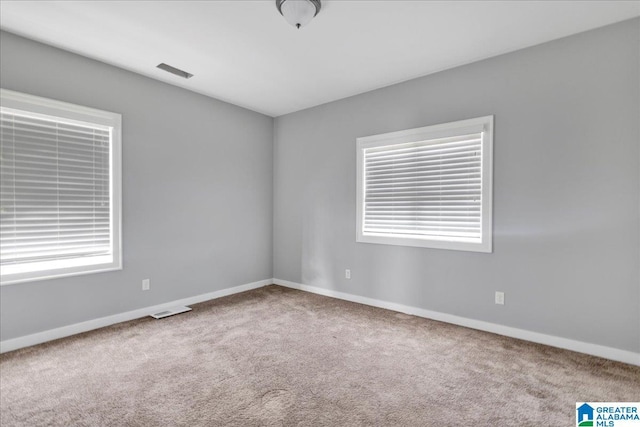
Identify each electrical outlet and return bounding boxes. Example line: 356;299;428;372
142;279;150;291
495;291;504;305
345;269;351;279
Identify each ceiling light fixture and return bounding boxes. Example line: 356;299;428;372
276;0;321;29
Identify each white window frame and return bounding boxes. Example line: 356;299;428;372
356;116;493;253
0;89;122;285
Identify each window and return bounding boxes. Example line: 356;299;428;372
356;116;493;253
0;89;122;284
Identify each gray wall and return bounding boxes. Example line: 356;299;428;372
2;19;639;354
273;19;640;352
0;31;274;340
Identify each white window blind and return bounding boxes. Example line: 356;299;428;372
0;89;121;284
357;116;493;252
363;132;482;240
1;111;111;263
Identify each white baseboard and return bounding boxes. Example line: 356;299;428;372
4;278;638;366
273;278;640;366
0;278;272;354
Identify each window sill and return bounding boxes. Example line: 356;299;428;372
357;233;492;253
0;257;122;285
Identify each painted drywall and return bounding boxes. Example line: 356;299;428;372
0;31;274;340
273;19;640;353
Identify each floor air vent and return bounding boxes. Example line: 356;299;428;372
151;306;192;319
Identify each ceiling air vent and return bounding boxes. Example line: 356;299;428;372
157;63;193;79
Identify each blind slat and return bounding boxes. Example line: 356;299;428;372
367;170;480;183
365;142;481;162
366;160;481;175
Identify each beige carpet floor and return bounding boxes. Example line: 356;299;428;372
1;285;638;426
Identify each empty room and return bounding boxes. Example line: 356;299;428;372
0;1;639;426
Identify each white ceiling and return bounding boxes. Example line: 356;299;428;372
1;1;638;117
